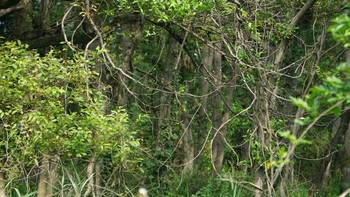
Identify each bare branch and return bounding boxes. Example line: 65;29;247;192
0;0;23;17
274;0;317;66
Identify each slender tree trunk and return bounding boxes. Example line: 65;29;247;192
340;50;350;191
40;0;50;32
341;122;350;191
254;168;264;197
84;153;96;197
155;36;178;148
253;76;271;197
117;25;133;107
117;18;143;107
211;45;223;177
37;155;49;197
0;171;6;197
182;130;194;174
212;62;236;177
47;155;58;197
181;99;194;174
315;109;350;185
37;155;59;197
95;160;102;197
196;45;213;164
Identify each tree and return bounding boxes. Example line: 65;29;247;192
1;0;350;196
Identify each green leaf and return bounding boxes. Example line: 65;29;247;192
279;146;287;159
278;131;297;143
290;97;311;111
129;141;140;147
326;76;344;88
296;138;312;145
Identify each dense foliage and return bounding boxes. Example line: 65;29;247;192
0;0;350;196
0;41;141;196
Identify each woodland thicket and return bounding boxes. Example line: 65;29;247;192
1;0;350;196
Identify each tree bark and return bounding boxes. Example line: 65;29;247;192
341;122;350;191
37;155;49;197
196;45;213;163
194;45;213;165
0;0;21;9
7;0;33;37
117;17;143;107
84;153;96;197
47;155;58;197
36;155;58;197
95;160;102;197
155;36;178;148
211;44;223;177
254;168;264;197
40;0;50;32
315;109;350;185
340;50;350;191
212;63;236;177
181;95;194;174
0;171;6;197
253;74;271;197
0;1;23;17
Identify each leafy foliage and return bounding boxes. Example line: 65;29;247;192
329;9;350;48
118;0;217;22
2;0;350;196
0;40;141;194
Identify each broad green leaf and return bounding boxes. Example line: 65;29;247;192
290;97;311;111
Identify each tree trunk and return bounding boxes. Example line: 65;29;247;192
47;155;58;197
212;61;236;177
181;98;194;174
254;168;264;197
117;18;143;107
37;155;49;197
0;171;6;197
340;50;350;191
315;109;350;185
196;45;213;165
253;76;271;197
155;36;178;148
7;0;33;37
211;45;223;177
40;0;50;32
84;153;96;197
95;160;102;197
341;122;350;191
